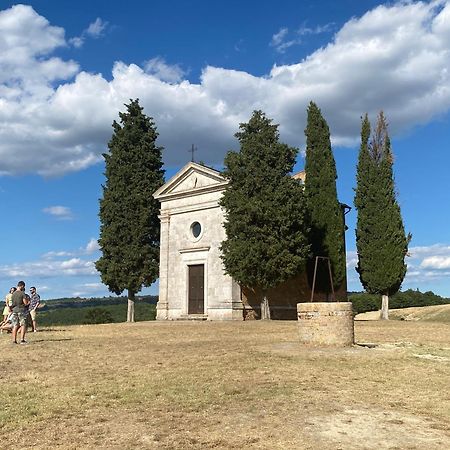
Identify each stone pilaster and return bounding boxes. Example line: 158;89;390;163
156;212;170;320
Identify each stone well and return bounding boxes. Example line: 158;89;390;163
297;302;354;347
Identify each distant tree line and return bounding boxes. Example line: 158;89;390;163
37;296;157;326
349;289;449;314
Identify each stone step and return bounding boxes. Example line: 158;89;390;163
176;314;208;321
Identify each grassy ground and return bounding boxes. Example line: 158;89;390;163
1;320;449;449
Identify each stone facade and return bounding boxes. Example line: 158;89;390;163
153;162;243;320
154;162;348;321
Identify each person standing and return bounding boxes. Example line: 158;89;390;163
29;286;41;332
2;287;15;324
11;281;29;344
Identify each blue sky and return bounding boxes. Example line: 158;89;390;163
1;0;450;299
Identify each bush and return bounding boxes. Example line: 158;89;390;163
84;308;114;324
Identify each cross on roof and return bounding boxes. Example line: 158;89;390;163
188;144;197;162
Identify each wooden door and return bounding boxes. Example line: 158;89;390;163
188;264;204;314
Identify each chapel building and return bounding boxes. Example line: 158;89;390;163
153;162;347;321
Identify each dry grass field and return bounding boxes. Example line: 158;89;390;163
1;319;449;449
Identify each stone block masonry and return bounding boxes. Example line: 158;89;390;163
297;302;354;346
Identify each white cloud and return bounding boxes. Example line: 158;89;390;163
42;250;74;259
43;205;73;220
69;17;108;48
0;238;158;299
270;22;334;54
271;27;289;46
1;2;450;176
421;256;450;269
82;282;103;289
409;243;450;257
270;27;301;53
42;238;100;260
143;57;186;83
85;238;100;254
0;257;97;278
86;18;107;37
69;36;84;49
0;4;78;99
0;238;100;295
297;22;334;36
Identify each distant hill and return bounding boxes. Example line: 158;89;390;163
356;304;450;323
38;295;157;326
348;289;450;314
42;294;158;308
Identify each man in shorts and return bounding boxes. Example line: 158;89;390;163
11;281;30;344
29;286;41;332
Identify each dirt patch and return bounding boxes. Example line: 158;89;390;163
310;407;449;449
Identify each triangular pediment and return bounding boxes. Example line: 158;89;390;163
153;162;227;201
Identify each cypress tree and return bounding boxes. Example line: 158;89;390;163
355;112;410;319
96;99;165;322
220;110;310;319
304;102;346;295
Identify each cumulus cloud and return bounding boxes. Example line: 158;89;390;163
43;205;74;220
421;256;450;269
0;256;97;278
69;17;108;48
0;4;78;98
0;237;156;298
85;238;100;254
143;57;186;83
1;2;450;176
0;237;101;296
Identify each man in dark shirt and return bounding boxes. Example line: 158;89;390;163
11;280;30;344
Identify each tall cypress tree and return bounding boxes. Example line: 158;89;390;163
304;102;346;295
96;99;165;322
355;112;410;319
220;110;310;319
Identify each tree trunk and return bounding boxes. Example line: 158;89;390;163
380;293;389;320
260;291;271;320
127;290;135;323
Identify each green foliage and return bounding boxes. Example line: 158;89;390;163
304;102;346;290
96;99;165;298
350;289;450;314
84;308;114;324
354;112;410;296
220;110;310;292
38;299;157;326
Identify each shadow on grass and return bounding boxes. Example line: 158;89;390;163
37;328;68;332
32;338;73;343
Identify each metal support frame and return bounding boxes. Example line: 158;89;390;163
310;256;336;302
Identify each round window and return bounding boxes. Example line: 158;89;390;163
191;221;202;239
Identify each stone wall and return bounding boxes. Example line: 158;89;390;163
242;265;347;320
297;302;354;346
